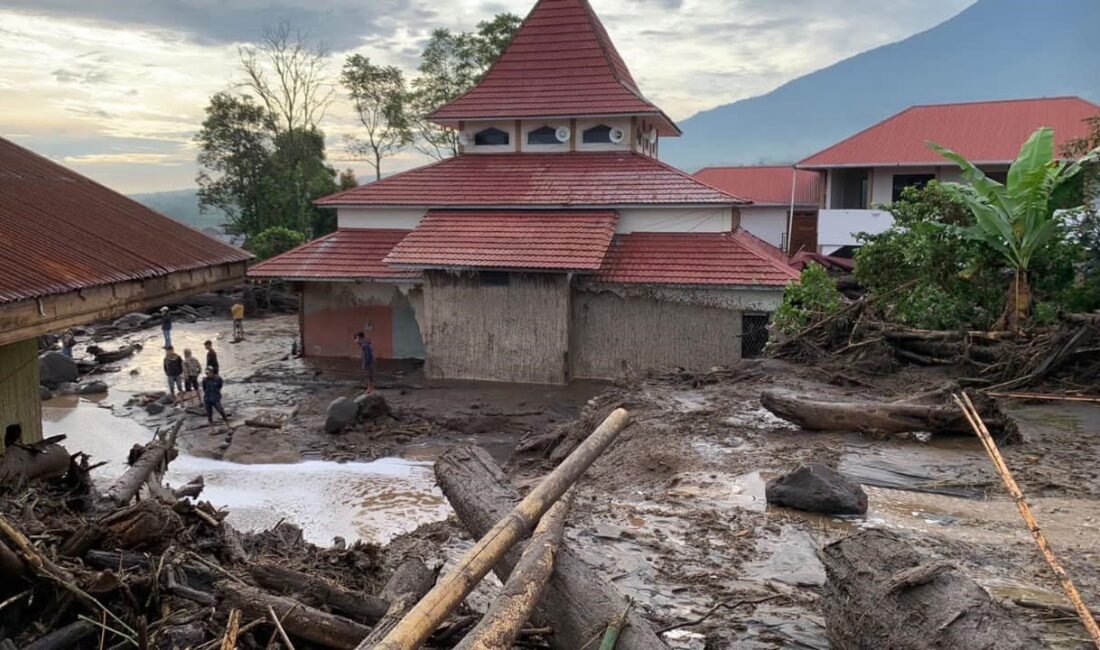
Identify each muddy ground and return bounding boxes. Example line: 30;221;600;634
48;313;1100;648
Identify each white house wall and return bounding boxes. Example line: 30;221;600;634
869;166;937;205
338;208;426;230
616;207;732;233
739;207;789;248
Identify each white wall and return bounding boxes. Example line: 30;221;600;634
616;207;732;233
869;166;937;205
338;208;426;230
818;208;893;254
739;206;788;248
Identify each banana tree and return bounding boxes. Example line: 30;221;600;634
929;127;1100;331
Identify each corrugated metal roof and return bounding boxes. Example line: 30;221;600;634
385;210;617;271
0;137;252;304
799;97;1100;167
693;166;822;206
589;230;799;287
316;152;746;207
430;0;677;134
247;229;418;281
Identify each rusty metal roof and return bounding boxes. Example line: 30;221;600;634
0;137;252;305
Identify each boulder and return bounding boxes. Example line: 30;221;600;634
146;402;166;416
39;386;53;401
78;381;108;395
355;393;391;420
54;382;78;396
112;312;152;329
324;397;359;434
765;464;867;515
38;351;78;388
76;359;98;374
157;394;175;405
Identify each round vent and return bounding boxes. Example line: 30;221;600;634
609;127;626;144
555;126;572;143
648;128;658;145
458;131;472;146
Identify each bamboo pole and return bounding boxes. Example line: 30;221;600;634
954;392;1100;648
454;495;572;650
368;408;631;650
220;609;241;650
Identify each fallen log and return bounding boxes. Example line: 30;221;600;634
357;559;439;646
100;500;183;549
22;620;97;650
217;581;370;650
435;445;666;650
371;408;634;650
760;389;1019;444
250;562;390;625
0;444;70;484
455;495;570;650
106;420;182;506
819;528;1041;649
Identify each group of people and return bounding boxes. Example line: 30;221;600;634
163;340;228;427
160;300;245;349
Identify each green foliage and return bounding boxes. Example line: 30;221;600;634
773;263;843;335
248;226;306;260
341;55;412;180
337;169;358;190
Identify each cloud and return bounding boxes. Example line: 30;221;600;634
62;152;182;165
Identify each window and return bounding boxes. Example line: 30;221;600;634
741;314;770;359
891;173;935;202
474;127;509;146
583;124;613;144
987;170;1008;184
527;126;559;145
480;271;510;287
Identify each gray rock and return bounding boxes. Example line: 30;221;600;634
146;402;166;416
325;397;359;434
54;382;78;396
39;386;53;401
78;380;108;395
158;394;175;405
355;393;391;420
38;351;77;388
765;464;867;515
112;312;152;329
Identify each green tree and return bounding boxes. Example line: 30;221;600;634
1063;113;1100;280
930;127;1100;330
338;168;359;190
341;55;411;180
773;263;843;335
249;226;306;260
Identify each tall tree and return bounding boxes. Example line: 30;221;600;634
338;168;359;190
341;55;411;180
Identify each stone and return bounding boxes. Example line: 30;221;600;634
355;393;391;420
112;312;152;329
158;394;175;405
38;351;77;388
765;463;867;515
78;380;108;395
39;386;53;401
325;397;359;434
54;382;78;396
146;402;166;416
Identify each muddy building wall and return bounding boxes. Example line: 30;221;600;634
570;286;783;379
0;339;42;447
420;271;570;384
301;282;425;359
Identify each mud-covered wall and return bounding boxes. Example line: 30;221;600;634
420;271;569;384
301;282;425;359
570;286;782;379
0;339;42;447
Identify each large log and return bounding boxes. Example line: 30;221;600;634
455;495;570;650
760;389;1019;444
250;562;390;625
371;408;633;650
105;420;182;505
819;528;1041;649
217;581;370;650
435;445;667;650
356;560;438;647
22;620;97;650
0;444;70;483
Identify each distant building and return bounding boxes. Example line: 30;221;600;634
250;0;797;383
0;137;251;445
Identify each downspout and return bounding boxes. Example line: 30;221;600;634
786;165;797;254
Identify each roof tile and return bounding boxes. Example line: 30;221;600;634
247;229;418;281
693;166;822;206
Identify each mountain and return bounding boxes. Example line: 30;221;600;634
662;0;1100;172
130;188;226;232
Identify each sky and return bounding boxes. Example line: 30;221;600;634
0;0;975;194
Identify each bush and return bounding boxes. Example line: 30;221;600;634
248;226;306;260
773;263;843;335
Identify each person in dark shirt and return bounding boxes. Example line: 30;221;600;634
201;367;229;427
204;340;220;374
353;331;375;394
160;307;173;348
163;347;183;404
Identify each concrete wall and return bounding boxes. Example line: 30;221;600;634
337;208;425;230
420;271;570;384
570;285;782;379
0;339;42;447
739;206;789;248
301;282;425;359
617;207;733;233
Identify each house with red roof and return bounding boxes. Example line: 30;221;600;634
249;0;798;383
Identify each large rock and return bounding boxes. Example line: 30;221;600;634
324;397;359;434
112;312;152;329
38;351;77;388
78;381;108;395
765;464;867;515
146;402;166;416
39;386;53;401
355;393;391;420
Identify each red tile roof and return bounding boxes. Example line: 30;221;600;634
799;97;1100;167
430;0;678;135
317;153;745;207
385;210;617;271
0;137;251;305
589;230;799;287
693;166;822;206
247;229;418;281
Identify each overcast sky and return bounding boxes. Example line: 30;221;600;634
0;0;975;194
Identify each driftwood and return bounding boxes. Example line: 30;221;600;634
251;562;389;625
100;500;183;549
455;495;571;650
819;528;1041;649
370;408;632;650
357;560;439;647
22;620;97;650
760;389;1020;444
106;420;181;506
217;581;370;650
436;445;667;650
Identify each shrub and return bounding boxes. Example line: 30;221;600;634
773;263;843;335
248;226;306;260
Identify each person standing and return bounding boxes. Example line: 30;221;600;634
204;340;219;374
182;348;202;396
231;301;245;341
163;347;184;404
60;330;76;359
201;367;230;427
160;307;173;348
353;332;375;394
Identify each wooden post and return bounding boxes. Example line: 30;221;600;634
369;408;631;650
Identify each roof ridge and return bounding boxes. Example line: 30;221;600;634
907;95;1095;109
729;228;800;279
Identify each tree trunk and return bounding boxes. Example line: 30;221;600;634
760;389;1020;444
819;528;1042;649
0;444;70;483
105;420;181;506
250;562;390;625
455;496;571;650
354;559;438;648
435;445;667;650
217;581;370;650
21;620;97;650
999;269;1032;332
